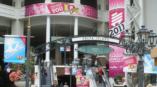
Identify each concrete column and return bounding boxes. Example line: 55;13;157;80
14;0;23;8
74;0;80;4
139;0;144;26
45;16;51;63
74;17;78;59
11;19;24;35
55;47;61;65
45;0;51;3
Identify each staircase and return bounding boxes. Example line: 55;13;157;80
41;67;51;87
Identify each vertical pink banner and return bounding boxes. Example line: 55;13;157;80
109;0;125;78
109;45;124;77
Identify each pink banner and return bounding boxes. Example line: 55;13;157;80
65;67;70;75
109;45;124;77
25;3;97;19
75;69;82;78
109;0;125;38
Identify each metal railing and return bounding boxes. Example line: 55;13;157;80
90;68;98;87
38;59;41;87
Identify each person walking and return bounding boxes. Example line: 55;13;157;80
99;67;102;83
41;67;47;85
41;58;44;66
4;63;10;81
94;68;99;85
63;82;69;87
51;80;60;87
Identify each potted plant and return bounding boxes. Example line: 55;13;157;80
115;74;123;85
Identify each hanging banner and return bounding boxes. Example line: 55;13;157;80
72;68;77;75
144;54;157;73
76;76;90;87
4;35;26;63
65;67;70;75
75;69;82;78
109;0;125;38
109;45;124;77
123;54;137;72
86;69;93;79
25;3;97;19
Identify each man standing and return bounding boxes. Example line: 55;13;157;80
51;80;60;87
4;63;10;81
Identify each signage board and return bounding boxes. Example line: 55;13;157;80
72;37;119;43
72;68;77;75
76;76;90;87
0;38;4;44
78;45;112;54
4;35;26;63
65;67;70;75
75;69;82;78
60;46;71;52
25;3;97;19
86;69;93;79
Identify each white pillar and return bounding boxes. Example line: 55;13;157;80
45;16;51;63
74;0;80;4
139;0;144;26
45;0;51;3
14;0;23;8
74;17;78;59
11;20;24;35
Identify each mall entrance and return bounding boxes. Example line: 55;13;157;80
58;75;76;87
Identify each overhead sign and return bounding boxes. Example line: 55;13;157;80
72;37;119;43
25;3;97;19
123;54;137;72
144;54;157;73
78;45;112;54
4;35;26;63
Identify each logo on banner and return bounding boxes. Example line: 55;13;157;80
80;77;86;84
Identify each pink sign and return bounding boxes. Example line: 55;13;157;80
123;55;137;72
25;3;98;19
75;69;82;78
109;0;125;38
109;45;124;77
65;67;70;75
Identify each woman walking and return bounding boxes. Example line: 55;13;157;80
41;67;47;85
95;68;100;85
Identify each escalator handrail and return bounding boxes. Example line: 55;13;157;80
97;58;111;87
38;59;41;87
90;67;98;87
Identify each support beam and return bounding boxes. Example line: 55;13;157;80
74;17;78;59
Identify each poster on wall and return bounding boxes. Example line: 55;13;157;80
123;55;137;72
86;69;93;79
144;54;157;73
76;76;90;87
25;3;97;19
60;46;71;52
75;69;82;78
109;0;125;38
4;35;26;63
65;67;70;75
72;68;77;75
109;45;124;77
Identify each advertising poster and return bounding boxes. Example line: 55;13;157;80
65;67;70;75
123;55;137;72
4;35;26;63
109;0;125;38
86;69;93;79
144;54;157;73
76;76;90;87
75;69;82;78
25;3;97;19
60;46;71;52
72;68;77;75
109;45;124;77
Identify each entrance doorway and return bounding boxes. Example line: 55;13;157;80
58;75;76;87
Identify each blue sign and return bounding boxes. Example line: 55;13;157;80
4;35;26;63
72;68;76;75
144;54;157;73
86;69;93;78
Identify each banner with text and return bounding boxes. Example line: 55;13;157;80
4;35;26;63
123;55;137;72
109;45;124;77
144;54;157;73
109;0;125;38
76;76;90;87
25;3;97;19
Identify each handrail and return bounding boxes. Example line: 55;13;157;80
38;59;41;87
90;67;97;87
50;59;54;85
97;58;111;87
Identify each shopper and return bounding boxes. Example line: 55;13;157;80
4;63;10;81
41;67;47;85
94;68;99;85
51;80;60;87
99;67;102;83
63;82;69;87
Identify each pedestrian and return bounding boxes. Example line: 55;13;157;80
63;82;69;87
94;68;99;85
41;67;47;85
99;67;102;83
51;80;60;87
41;58;44;66
4;63;10;81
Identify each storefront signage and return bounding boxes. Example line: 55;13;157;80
144;54;157;73
4;35;26;63
78;45;112;54
76;76;90;87
72;37;119;43
123;55;137;72
25;3;97;19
